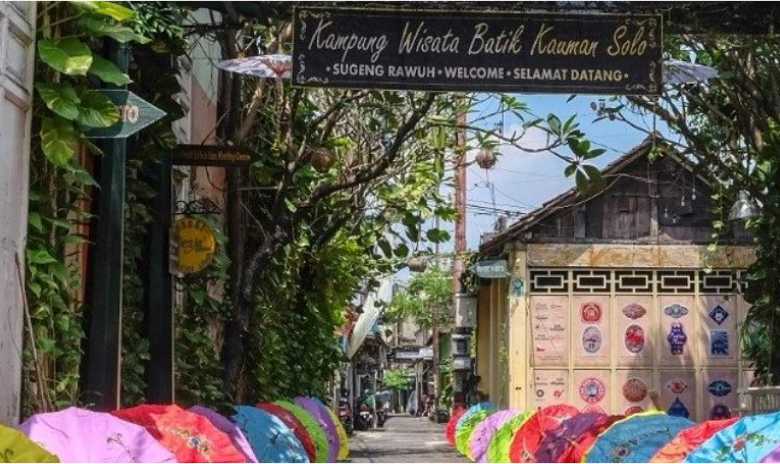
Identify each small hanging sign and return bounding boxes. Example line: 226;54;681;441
173;145;252;167
84;90;166;139
475;259;510;279
173;217;216;274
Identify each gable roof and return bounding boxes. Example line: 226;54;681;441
478;136;705;255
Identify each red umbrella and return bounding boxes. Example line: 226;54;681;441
557;414;623;463
447;406;467;446
112;404;246;462
509;404;579;462
258;402;317;462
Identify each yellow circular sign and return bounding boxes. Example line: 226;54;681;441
174;216;217;274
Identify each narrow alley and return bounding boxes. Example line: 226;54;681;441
350;415;466;463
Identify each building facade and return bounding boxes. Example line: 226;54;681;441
475;139;756;422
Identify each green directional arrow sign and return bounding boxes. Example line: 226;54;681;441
84;89;166;139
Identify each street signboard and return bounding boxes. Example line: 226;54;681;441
85;90;166;139
172;145;252;167
475;259;510;279
293;7;663;95
173;217;216;274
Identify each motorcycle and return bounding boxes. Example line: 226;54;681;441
376;405;386;428
338;400;354;436
356;404;374;431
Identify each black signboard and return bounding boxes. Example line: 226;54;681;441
172;145;252;167
293;7;662;95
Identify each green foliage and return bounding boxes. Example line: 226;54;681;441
385;265;453;330
383;368;413;391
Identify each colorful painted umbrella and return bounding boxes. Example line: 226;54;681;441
468;409;521;462
684;411;780;463
509;404;580;463
216;54;291;79
274;400;329;463
320;402;350;461
112;403;246;462
19;407;175;463
456;407;496;458
1;422;59;462
485;412;533;463
650;418;738;463
584;411;694;463
189;405;258;462
457;402;496;433
555;414;623;463
233;405;310;463
295;396;340;462
533;411;606;463
257;402;317;462
447;406;467;446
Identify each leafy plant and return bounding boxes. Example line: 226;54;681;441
383;368;413;391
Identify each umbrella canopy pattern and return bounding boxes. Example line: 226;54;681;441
320;402;350;461
457;402;496;432
555;414;623;464
274;400;329;463
189;406;258;462
584;411;694;463
509;404;580;463
233;405;309;463
663;60;719;86
295;396;340;463
1;423;59;463
447;406;467;446
456;408;495;458
216;54;291;79
20;407;175;463
533;411;606;463
257;402;317;462
684;411;780;463
650;418;738;463
468;409;521;462
112;404;246;463
486;412;533;463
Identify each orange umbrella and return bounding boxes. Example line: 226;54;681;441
112;404;246;462
650;418;738;463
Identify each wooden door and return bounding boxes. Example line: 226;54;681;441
0;1;35;425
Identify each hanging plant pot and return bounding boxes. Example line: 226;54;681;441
407;256;428;272
310;147;335;173
475;149;498;169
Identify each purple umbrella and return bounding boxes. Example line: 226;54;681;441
295;397;339;462
469;409;521;462
190;405;258;462
19;406;176;463
534;411;605;463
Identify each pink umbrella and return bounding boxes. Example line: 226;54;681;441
20;407;176;462
295;397;339;462
469;409;521;462
190;405;258;462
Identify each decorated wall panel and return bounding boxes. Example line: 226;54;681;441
616;370;654;416
520;268;752;422
659;295;696;367
573;370;610;413
703;370;738;420
531;370;569;409
530;295;569;367
574;296;610;366
616;295;654;367
659;370;697;420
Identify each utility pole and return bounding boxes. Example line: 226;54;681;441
431;217;440;415
452;105;468;409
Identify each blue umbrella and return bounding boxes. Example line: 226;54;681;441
685;411;780;463
584;411;694;463
456;402;496;432
232;405;310;463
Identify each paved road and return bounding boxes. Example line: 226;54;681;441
349;414;467;462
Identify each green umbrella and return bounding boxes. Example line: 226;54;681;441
274;400;329;463
486;411;533;463
456;409;495;459
1;423;59;462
